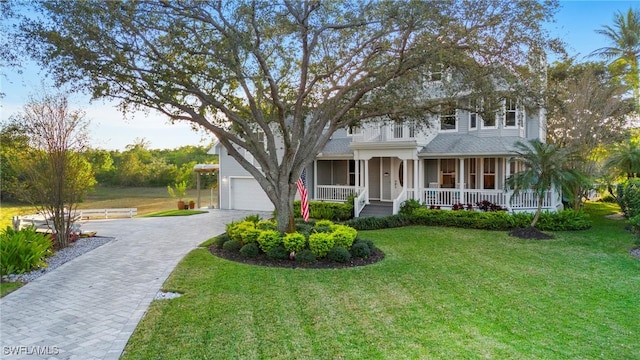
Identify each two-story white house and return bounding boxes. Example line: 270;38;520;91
212;96;561;217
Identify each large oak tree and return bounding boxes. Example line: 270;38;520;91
13;0;559;231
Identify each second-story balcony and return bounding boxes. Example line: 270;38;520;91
351;123;418;142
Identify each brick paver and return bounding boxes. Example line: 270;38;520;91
0;209;266;359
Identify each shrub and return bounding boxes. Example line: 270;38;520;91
222;239;242;252
535;210;591;231
350;241;371;259
242;228;261;244
295;222;314;237
0;227;53;276
267;245;290;260
308;232;335;258
214;234;230;249
257;230;283;253
283;232;307;253
630;214;640;237
327;247;351;263
226;221;255;243
399;199;422;216
240;242;260;258
346;208;590;232
332;225;358;249
314;219;335;233
616;179;640;218
256;220;277;231
294;200;353;221
476;200;506;212
295;249;316;263
243;214;263;223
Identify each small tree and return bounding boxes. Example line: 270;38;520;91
12;92;95;248
506;140;582;228
167;181;188;201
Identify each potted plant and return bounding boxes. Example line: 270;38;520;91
167;181;188;210
189;200;195;209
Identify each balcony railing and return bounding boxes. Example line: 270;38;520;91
352;124;417;142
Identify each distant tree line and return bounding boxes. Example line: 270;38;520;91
1;120;217;202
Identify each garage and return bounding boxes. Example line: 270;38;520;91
230;177;274;211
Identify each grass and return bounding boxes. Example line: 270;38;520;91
0;186;217;228
141;210;209;217
121;202;640;359
0;282;23;297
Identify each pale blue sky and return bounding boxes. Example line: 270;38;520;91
1;1;638;150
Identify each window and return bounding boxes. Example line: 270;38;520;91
441;159;456;188
348;160;355;186
469;99;479;130
482;99;497;128
466;158;477;189
504;98;517;127
440;106;457;131
483;158;496;189
427;64;443;82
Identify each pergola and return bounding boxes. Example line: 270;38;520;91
193;164;219;208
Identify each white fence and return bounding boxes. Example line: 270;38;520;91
76;208;138;219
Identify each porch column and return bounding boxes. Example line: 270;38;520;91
313;159;318;200
459;158;465;204
355;159;360;190
505;157;511;209
418;159;425;203
364;158;370;204
403;159;408;194
413;158;418;201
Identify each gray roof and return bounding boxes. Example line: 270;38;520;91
319;137;353;156
420;134;523;157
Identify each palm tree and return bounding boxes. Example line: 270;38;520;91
506;140;582;228
605;137;640;179
591;8;640;107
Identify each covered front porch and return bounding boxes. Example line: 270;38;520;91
313;156;562;217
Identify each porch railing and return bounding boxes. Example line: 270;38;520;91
392;188;407;215
354;189;367;218
418;188;558;211
315;185;357;202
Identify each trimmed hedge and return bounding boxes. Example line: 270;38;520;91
345;208;591;231
293;200;353;221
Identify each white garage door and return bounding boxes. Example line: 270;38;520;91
230;177;274;211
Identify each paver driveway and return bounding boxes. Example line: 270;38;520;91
0;209;267;360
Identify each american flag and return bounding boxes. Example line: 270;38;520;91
296;168;310;222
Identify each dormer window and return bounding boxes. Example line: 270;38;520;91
440;105;457;131
426;63;444;82
482;99;497;128
504;98;517;128
469;99;480;130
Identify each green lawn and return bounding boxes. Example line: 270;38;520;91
122;202;640;359
1;186;216;228
0;282;23;297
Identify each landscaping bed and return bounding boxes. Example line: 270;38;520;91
209;244;384;269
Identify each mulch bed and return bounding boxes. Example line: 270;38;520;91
509;227;554;240
209;245;385;269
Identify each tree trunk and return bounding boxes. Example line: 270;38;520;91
273;182;299;234
530;195;544;228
